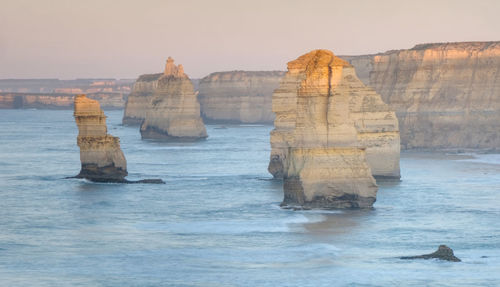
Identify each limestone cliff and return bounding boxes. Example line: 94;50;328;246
270;50;400;182
343;41;500;150
198;71;285;123
140;57;207;140
74;94;128;182
271;50;390;209
0;92;126;109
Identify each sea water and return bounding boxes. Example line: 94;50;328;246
0;109;499;287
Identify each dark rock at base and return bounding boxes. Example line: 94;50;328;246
400;245;461;262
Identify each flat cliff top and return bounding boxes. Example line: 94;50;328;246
411;41;500;51
201;70;285;81
137;73;163;82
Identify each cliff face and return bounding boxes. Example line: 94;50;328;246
74;94;127;182
198;71;285;123
0;92;126;109
270;50;400;181
343;41;500;150
140;57;207;140
122;74;162;125
271;50;392;209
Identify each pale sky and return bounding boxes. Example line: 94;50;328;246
1;0;498;79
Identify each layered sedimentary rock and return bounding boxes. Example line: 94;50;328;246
271;49;394;209
122;74;162;125
270;50;400;182
140;57;207;140
0;92;126;109
198;71;285;123
343;41;500;150
74;94;128;182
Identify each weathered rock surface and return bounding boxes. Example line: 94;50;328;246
122;73;162;125
139;57;207;140
74;94;128;182
343;41;500;150
0;92;126;109
401;245;461;262
198;71;285;123
271;49;390;209
270;50;400;182
74;94;163;183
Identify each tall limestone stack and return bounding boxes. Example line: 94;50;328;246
270;51;400;182
198;71;285;123
74;94;128;182
271;50;386;209
140;57;207;140
343;41;500;150
122;73;162;125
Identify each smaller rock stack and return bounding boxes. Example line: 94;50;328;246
74;94;128;182
74;94;164;183
140;57;207;140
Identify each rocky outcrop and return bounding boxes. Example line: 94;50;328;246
140;57;207;140
271;49;390;209
401;245;461;262
74;94;163;183
198;71;285;123
0;92;126;109
343;41;500;150
122;74;162;125
270;50;400;182
74;94;128;182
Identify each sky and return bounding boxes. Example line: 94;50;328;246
0;0;498;79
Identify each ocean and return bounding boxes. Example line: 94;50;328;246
0;109;499;286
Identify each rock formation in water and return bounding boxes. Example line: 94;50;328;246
74;94;128;182
270;50;400;182
271;49;390;209
401;245;461;262
74;94;163;183
139;57;207;140
198;71;285;123
342;41;500;150
122;74;162;125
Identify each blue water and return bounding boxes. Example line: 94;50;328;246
0;109;499;286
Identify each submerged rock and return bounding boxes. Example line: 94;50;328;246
400;245;461;262
269;50;400;181
270;50;387;209
140;57;207;140
73;94;164;183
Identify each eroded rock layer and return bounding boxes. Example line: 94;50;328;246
122;74;162;125
343;41;500;150
270;50;400;182
74;94;127;182
271;49;391;209
140;57;207;140
198;71;285;123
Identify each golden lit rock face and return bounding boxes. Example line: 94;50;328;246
270;50;400;182
74;94;127;182
198;71;285;123
270;49;398;208
122;74;161;125
140;57;207;140
345;41;500;150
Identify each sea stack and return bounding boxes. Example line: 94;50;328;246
270;50;388;209
269;50;400;182
74;94;128;182
140;57;207;140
